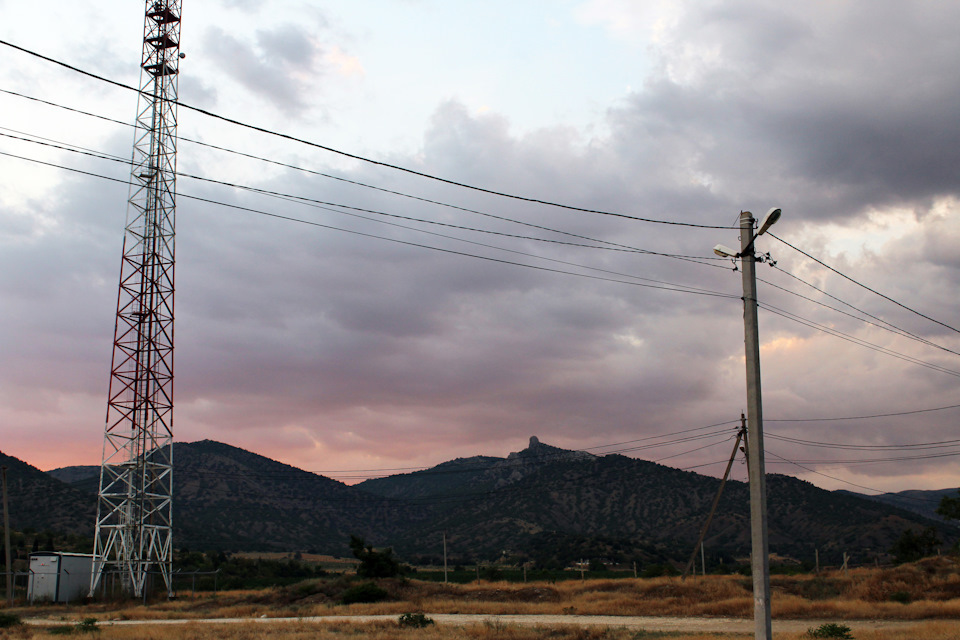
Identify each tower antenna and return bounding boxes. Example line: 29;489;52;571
90;0;183;599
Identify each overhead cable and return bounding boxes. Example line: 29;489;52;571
758;273;960;358
0;112;728;267
0;149;739;300
770;232;960;335
767;402;960;423
758;301;960;378
0;38;732;229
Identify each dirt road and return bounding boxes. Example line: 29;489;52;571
24;613;942;633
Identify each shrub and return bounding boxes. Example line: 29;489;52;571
77;618;99;633
890;527;941;564
792;577;842;601
889;590;911;604
341;581;388;604
807;623;854;639
349;535;401;578
0;613;21;628
398;612;435;628
481;566;503;581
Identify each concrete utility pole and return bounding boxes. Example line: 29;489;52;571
738;210;772;640
716;209;779;640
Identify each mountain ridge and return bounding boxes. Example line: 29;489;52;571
10;436;954;567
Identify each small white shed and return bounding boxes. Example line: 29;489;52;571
28;552;94;603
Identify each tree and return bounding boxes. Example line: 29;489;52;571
890;527;941;564
936;489;960;521
349;535;400;578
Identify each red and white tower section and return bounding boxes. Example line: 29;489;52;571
91;0;183;598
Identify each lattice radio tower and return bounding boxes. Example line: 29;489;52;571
90;0;183;599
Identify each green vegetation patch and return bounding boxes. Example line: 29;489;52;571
398;612;435;628
0;613;21;628
341;581;389;604
807;623;854;639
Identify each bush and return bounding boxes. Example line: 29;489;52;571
341;581;389;604
807;623;854;639
890;527;941;564
398;612;435;628
349;535;401;578
481;566;503;581
793;577;842;601
889;590;911;604
0;613;21;628
77;618;99;633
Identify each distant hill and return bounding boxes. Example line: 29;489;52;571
367;447;949;567
836;488;959;525
0;451;96;536
168;440;429;553
46;440;429;554
34;437;959;566
357;436;593;500
47;465;99;485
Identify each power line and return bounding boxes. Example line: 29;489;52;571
767;402;960;423
0;87;129;127
586;420;740;452
766;433;960;451
0;148;740;300
758;301;960;378
767;449;960;467
758;272;960;358
0;38;733;230
181;428;737;483
768;264;958;354
0;121;729;270
0;88;730;265
770;232;960;335
764;449;915;497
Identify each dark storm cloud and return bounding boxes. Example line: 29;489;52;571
4;0;959;489
620;1;960;221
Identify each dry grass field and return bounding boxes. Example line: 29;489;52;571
4;557;959;639
8;620;960;640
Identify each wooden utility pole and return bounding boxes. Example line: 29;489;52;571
682;423;745;580
2;466;11;606
442;532;448;584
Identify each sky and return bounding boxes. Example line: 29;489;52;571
1;0;959;495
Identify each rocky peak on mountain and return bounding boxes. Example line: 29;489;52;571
507;436;594;462
494;436;595;487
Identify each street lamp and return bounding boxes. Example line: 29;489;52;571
720;209;781;640
757;207;781;236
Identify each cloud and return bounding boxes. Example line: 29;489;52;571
202;24;328;115
2;0;959;495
